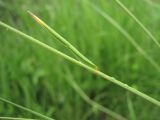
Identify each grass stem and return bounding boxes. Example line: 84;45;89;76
0;21;159;107
0;117;36;120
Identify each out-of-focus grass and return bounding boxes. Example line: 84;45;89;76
0;0;160;119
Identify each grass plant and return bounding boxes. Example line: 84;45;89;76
0;0;160;119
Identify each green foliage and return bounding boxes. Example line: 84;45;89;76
0;0;160;120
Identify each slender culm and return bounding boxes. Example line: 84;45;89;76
0;117;36;120
0;21;160;107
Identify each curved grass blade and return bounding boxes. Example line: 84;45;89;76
0;117;37;120
28;11;97;69
85;1;160;72
114;0;160;48
65;67;127;120
0;21;160;107
0;97;54;120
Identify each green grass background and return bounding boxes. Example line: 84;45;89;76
0;0;160;119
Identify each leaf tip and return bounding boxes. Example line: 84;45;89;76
28;11;45;27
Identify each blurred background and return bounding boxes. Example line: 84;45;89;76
0;0;160;120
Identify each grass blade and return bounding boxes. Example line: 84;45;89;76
28;11;97;69
0;117;37;120
0;97;54;120
114;0;160;48
0;21;160;107
85;1;160;72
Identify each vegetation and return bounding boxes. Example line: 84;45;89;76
0;0;160;120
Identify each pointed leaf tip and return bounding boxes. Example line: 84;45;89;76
28;11;45;27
